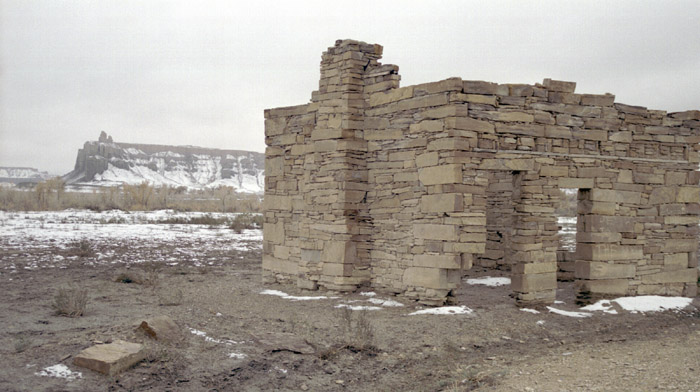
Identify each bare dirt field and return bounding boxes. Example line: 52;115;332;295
2;211;700;391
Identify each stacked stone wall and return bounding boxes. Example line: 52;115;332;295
264;39;700;305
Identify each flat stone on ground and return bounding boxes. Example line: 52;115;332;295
73;340;146;376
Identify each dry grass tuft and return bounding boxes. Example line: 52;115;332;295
53;286;89;317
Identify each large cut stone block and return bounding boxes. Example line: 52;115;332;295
444;117;495;133
412;254;461;269
414;224;458;241
264;195;292;211
263;222;285;244
478;158;534;171
511;273;557;292
402;267;458;289
420;193;464;213
266;156;284;177
558;178;594;189
74;340;146;376
576;244;643;261
577;200;616;215
511;262;557;274
576;279;629;295
321;241;356;263
418;164;462;185
543;78;576;93
641;269;697;284
662;239;698;253
369;86;414;106
574;261;636;279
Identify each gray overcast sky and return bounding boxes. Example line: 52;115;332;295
1;0;699;175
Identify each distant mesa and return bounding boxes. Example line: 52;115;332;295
0;166;52;186
63;132;264;193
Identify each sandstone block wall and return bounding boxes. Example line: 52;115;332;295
263;39;700;305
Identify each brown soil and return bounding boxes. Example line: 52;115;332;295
2;245;700;391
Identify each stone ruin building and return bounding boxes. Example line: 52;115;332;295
262;39;700;306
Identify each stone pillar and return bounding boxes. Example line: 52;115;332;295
510;170;559;305
298;40;383;291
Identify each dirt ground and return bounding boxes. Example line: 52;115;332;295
2;242;700;391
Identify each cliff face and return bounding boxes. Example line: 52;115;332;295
64;132;264;193
0;167;52;184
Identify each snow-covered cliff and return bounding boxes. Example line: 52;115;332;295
64;132;264;193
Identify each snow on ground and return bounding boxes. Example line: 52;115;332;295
465;276;511;287
335;304;383;311
520;308;540;314
0;210;261;271
34;364;82;380
547;306;593;318
409;306;474;316
260;289;331;301
582;296;693;314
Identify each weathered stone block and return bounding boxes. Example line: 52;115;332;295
511;262;557;274
574;261;636;279
418;164;462;185
420;193;464;213
369;86;414;106
403;267;455;289
677;187;700;203
74;340;146;376
264;195;292;211
558;178;594;189
641;269;697;284
580;93;615;107
416;152;439;167
662;239;697;253
576;279;629;295
412;254;461;269
576;243;643;261
664;253;689;270
321;241;356;263
414;224;458;241
478;158;534;171
463;80;509;95
444;116;495;133
263;222;285;244
511;272;557;292
543;78;576;93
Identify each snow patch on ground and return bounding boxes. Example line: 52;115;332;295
359;292;376;297
188;328;241;345
465;276;511;287
409;306;474;315
335;304;382;311
547;307;592;318
367;298;404;307
260;289;330;301
582;296;693;314
520;308;540;314
35;364;82;380
228;353;247;359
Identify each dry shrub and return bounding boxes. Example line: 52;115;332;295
229;213;263;233
338;307;375;351
53;286;89;317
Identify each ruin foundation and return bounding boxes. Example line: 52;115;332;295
263;39;700;306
